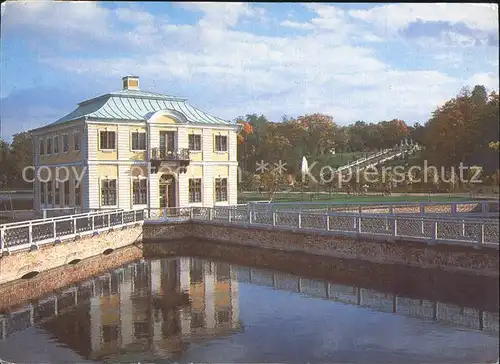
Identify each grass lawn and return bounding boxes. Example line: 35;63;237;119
238;192;479;204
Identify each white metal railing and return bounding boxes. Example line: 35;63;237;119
0;209;146;254
183;206;499;247
2;203;498;254
0;209;124;229
247;200;499;217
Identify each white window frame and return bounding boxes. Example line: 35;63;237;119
130;131;147;151
40;181;46;205
188;134;202;152
54;181;61;206
47;180;53;205
62;179;70;207
53;135;60;155
131;177;148;205
214;177;228;202
214;134;228;152
189;178;202;203
46;137;52;155
74;179;81;206
74;130;81;151
39;138;45;156
100;178;117;207
62;133;69;153
99;130;116;151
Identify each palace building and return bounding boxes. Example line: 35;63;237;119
30;76;240;212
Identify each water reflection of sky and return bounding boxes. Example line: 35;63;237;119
179;284;498;364
0;257;498;364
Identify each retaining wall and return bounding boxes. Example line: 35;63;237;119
0;225;143;285
143;221;499;276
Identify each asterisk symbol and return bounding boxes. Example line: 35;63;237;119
273;160;287;175
256;160;269;174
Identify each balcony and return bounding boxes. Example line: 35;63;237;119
150;148;190;174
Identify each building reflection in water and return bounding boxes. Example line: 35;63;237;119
0;257;498;362
0;257;240;362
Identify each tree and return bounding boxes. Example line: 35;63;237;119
259;170;287;201
9;132;33;187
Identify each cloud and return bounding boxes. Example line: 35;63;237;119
1;2;498;137
349;3;498;33
280;20;314;30
175;2;266;29
468;72;500;92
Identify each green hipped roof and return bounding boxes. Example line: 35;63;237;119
44;88;232;128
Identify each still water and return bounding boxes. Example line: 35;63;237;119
0;256;498;363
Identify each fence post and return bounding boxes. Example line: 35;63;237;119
28;222;33;246
189;207;193;220
209;208;214;221
228;209;232;223
248;208;252;224
108;212;111;228
73;217;77;235
481;202;488;215
272;212;276;226
325;214;330;231
432;221;438;241
477;223;485;246
53;221;57;239
298;212;302;228
419;203;425;216
356;216;361;234
461;219;465;238
451;203;457;215
392;217;398;237
0;227;4;255
91;215;95;231
120;211;124;225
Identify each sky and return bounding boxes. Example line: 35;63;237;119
0;2;499;141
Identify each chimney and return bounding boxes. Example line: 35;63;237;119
122;75;139;90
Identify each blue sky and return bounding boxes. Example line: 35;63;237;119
1;2;498;140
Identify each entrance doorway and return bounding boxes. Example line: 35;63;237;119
159;174;176;208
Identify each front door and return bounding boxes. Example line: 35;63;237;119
159;174;176;208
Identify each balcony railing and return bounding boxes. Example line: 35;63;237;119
150;148;190;161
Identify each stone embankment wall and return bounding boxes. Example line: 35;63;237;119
0;225;143;285
143;239;499;313
0;244;142;310
142;221;499;276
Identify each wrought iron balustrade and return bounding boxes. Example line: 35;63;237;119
150;148;190;161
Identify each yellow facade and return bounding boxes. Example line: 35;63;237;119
92;124;119;161
38;127;84;164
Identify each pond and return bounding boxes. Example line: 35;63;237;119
0;255;498;363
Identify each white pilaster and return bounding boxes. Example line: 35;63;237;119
202;165;214;207
230;266;239;327
119;270;133;346
177;172;189;207
118;165;131;209
228;165;238;206
90;297;102;354
150;260;161;294
202;128;212;162
179;258;191;292
87;164;99;209
149;173;159;210
204;264;215;329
